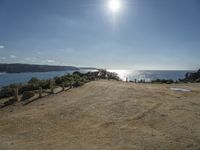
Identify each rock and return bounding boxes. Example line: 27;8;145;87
22;91;35;101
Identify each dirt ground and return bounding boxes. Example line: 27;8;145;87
0;80;200;150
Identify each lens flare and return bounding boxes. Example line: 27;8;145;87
108;0;121;13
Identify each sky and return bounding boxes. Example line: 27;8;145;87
0;0;200;70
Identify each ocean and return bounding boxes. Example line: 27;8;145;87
108;70;191;82
0;70;192;87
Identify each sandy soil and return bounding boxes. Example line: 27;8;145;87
0;80;200;150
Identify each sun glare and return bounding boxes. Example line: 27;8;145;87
108;0;121;13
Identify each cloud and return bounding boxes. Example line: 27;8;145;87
10;55;17;58
0;57;6;60
47;60;56;63
25;57;31;60
37;52;42;55
66;48;74;52
25;57;37;62
19;60;25;63
0;45;4;49
59;48;76;54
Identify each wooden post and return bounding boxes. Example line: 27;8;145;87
50;80;54;94
39;87;42;98
14;87;20;102
134;79;136;83
70;82;73;88
62;83;65;91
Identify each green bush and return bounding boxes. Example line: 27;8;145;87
54;76;63;85
151;79;174;84
0;83;22;98
39;79;53;89
73;81;85;87
0;86;13;98
0;70;120;99
28;77;40;84
21;91;35;101
19;84;35;93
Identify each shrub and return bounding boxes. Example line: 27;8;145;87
196;78;200;83
0;70;120;99
28;77;40;89
39;79;52;89
73;81;85;87
0;83;22;99
181;69;200;82
54;76;63;85
21;91;35;101
85;72;97;81
0;86;13;98
19;84;35;93
28;77;40;84
151;79;174;84
73;71;84;77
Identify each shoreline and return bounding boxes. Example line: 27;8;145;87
0;70;190;87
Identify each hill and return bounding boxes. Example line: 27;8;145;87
0;80;200;149
0;63;78;73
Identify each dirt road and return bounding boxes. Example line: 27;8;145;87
0;80;200;150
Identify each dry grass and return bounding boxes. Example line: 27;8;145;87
0;80;200;150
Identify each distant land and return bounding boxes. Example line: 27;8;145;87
0;63;81;73
78;67;98;70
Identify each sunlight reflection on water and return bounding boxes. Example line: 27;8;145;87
107;70;188;82
107;69;152;81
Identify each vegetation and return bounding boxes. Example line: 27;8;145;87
151;69;200;84
181;69;200;83
129;69;200;84
0;70;120;100
21;91;35;101
1;68;199;105
0;63;78;73
151;79;174;84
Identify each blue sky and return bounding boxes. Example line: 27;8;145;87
0;0;200;70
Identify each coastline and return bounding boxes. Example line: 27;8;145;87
0;70;190;87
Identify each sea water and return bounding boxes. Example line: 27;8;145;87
108;70;191;82
0;70;192;87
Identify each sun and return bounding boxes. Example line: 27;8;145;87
108;0;122;13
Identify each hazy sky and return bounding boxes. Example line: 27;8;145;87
0;0;200;70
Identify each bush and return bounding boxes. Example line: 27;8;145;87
85;72;97;81
21;91;35;101
19;84;35;93
182;69;200;82
0;83;22;99
0;86;13;98
73;81;85;87
54;76;63;85
73;71;84;77
38;79;52;89
28;77;40;89
151;79;174;84
28;77;40;85
0;70;120;99
196;78;200;83
166;80;174;84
